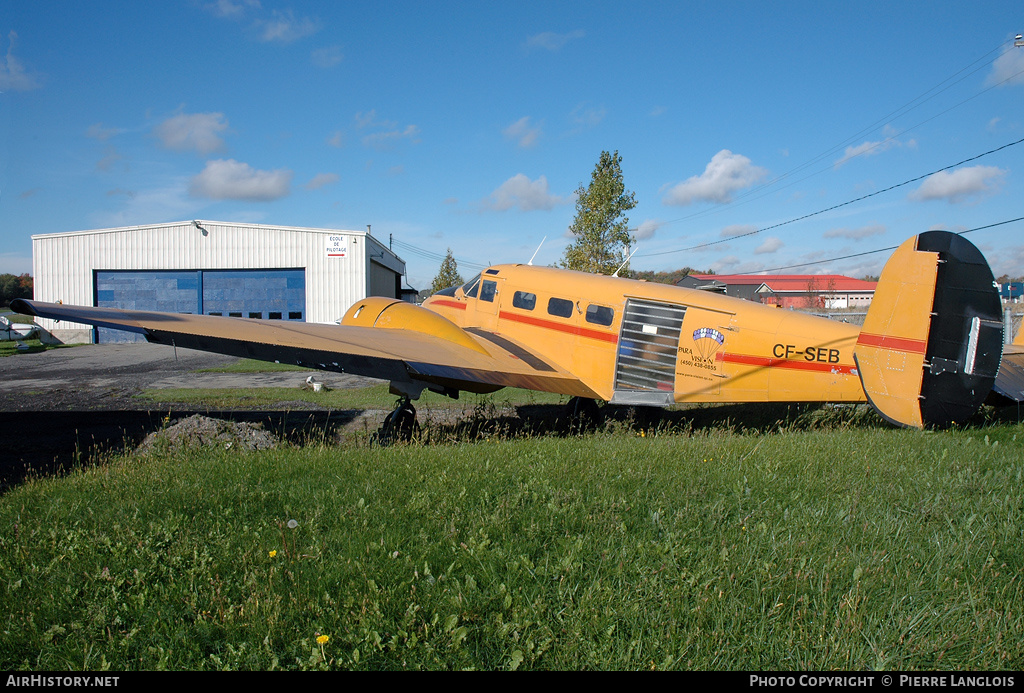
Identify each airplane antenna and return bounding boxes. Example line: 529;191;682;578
612;244;640;277
527;236;547;265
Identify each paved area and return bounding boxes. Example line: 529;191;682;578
0;343;381;409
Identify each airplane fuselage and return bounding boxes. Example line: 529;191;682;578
422;264;867;406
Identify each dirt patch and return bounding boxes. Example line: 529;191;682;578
136;414;281;454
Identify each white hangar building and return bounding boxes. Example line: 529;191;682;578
31;220;408;343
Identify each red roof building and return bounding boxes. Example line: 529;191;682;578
679;274;877;309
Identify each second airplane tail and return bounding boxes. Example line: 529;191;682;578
854;230;1003;428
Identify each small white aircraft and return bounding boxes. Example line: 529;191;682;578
0;314;38;343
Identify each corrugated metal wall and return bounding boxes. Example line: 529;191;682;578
31;221;405;342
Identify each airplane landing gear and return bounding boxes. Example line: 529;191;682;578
372;396;419;446
564;396;602;433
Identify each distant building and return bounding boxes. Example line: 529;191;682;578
678;273;876;310
1000;281;1023;303
31;220;407;343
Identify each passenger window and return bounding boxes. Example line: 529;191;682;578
462;274;481;298
480;280;497;302
547;297;573;318
586;304;614;326
513;291;536;310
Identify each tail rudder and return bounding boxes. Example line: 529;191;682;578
854;231;1002;428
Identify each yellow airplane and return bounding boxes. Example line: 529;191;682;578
11;230;1013;434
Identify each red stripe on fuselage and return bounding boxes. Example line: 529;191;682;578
855;332;927;354
718;352;859;375
430;299;467;311
498;310;619;343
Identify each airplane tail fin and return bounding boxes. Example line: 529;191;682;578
854;231;1002;428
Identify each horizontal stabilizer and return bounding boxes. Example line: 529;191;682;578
992;349;1024;403
992;322;1024;403
854;231;1002;428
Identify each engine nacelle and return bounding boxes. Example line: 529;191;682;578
340;297;487;355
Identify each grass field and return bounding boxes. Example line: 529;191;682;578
135;381;569;413
1;407;1022;670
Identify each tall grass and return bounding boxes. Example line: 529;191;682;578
1;421;1022;670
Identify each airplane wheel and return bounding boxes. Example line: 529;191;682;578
373;398;419;446
564;396;602;433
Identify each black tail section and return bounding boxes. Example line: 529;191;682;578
915;232;1003;426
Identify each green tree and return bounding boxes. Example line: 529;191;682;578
561;150;637;276
430;248;465;294
0;273;32;306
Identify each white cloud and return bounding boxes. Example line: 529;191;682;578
503;117;542;148
909;165;1006;203
525;30;585;51
354;110;389;129
834;127;915;168
354;111;419;149
86;123;123;141
92;180;200;229
0;31;42;91
990;244;1024;279
635;219;661;241
361;124;421;150
754;237;783;254
834;139;898;167
663;150;768;206
96;147;125;172
327;130;344;147
987;44;1024;87
569;103;606;131
304;172;339;190
312;45;343;68
189;159;292;201
204;0;259;19
709;255;763;274
154;112;229;155
260;10;320;43
483;174;569;212
823;224;886;240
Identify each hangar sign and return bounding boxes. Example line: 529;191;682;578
325;235;348;258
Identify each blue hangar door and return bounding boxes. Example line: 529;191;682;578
94;269;306;343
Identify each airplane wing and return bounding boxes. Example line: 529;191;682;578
10;298;601;401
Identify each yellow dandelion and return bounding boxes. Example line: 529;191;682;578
269;550;277;558
317;634;329;645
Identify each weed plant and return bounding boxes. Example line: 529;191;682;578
1;413;1022;670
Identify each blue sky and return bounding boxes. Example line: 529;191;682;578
2;1;1023;290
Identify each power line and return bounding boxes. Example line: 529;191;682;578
639;135;1024;258
653;36;1020;230
753;216;1024;274
390;238;489;271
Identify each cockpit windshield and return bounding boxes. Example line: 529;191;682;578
461;273;481;298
